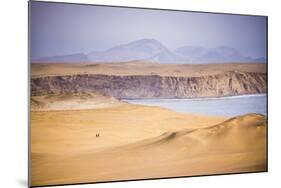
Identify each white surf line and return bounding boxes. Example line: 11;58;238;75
122;93;267;102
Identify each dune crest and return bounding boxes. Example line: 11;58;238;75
108;113;267;152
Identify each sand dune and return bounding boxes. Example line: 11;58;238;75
31;92;122;111
31;103;226;154
31;101;267;186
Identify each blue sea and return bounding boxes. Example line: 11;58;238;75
123;94;267;117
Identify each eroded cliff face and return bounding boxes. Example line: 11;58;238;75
31;71;267;98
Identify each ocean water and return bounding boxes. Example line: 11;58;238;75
123;94;267;117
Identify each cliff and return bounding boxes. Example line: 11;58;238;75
31;71;267;98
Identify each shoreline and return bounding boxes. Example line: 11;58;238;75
121;93;267;101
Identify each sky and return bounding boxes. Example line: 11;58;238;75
30;1;267;59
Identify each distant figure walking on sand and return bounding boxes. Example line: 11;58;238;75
96;133;100;138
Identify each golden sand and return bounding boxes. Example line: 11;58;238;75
30;102;267;186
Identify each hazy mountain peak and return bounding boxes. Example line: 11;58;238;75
174;45;261;63
87;38;172;63
129;38;161;44
108;38;167;51
33;39;266;64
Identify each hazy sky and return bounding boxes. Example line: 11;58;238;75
30;1;267;59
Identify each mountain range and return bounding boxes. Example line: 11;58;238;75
32;39;266;64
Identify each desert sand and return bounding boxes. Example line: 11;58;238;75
30;95;267;186
31;92;121;111
30;62;267;186
31;61;266;77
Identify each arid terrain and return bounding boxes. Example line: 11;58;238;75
31;61;267;77
31;62;267;98
30;62;267;186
